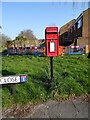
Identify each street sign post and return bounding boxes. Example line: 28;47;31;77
0;75;27;95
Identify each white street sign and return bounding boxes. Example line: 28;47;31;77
0;76;20;84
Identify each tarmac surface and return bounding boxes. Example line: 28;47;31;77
27;97;88;118
2;96;88;118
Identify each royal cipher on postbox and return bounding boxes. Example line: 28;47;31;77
45;27;59;57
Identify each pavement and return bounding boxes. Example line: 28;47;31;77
27;97;88;118
2;96;88;118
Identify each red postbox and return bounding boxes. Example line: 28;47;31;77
45;27;59;57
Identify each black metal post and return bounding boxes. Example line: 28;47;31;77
12;84;15;95
50;57;53;81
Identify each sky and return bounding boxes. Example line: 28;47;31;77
1;2;88;40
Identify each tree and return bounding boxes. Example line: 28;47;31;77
0;26;2;34
0;33;11;48
19;29;37;40
14;29;38;46
14;35;28;47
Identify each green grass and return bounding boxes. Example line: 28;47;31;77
1;54;89;108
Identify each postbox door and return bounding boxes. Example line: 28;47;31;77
45;27;58;57
46;39;58;56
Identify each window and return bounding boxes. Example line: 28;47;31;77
68;31;70;36
63;36;64;40
65;38;68;40
71;27;73;33
78;18;82;28
70;29;71;33
74;24;76;30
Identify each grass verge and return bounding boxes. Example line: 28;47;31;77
1;54;89;108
